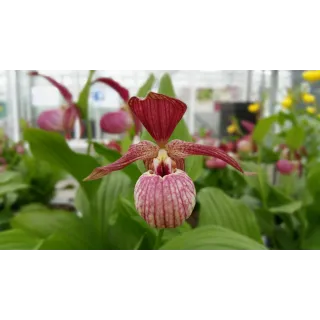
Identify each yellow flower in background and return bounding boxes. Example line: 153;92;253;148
303;70;320;83
302;93;316;104
0;106;3;112
281;97;293;109
227;124;237;134
248;103;260;113
306;106;317;114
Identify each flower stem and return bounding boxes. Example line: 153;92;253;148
86;116;93;155
154;229;165;250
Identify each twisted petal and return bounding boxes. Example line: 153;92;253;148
28;71;73;104
128;92;187;146
167;139;244;173
63;104;84;139
134;170;196;228
84;141;159;181
92;77;130;101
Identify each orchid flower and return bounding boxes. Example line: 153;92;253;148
37;107;66;132
236;120;257;154
29;71;83;139
276;159;295;175
241;120;255;134
84;92;248;228
92;78;142;135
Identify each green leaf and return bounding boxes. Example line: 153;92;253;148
267;186;294;207
136;74;156;97
120;134;132;153
158;73;176;97
198;187;262;242
241;162;270;202
254;209;274;238
286;126;305;150
11;209;82;239
252;116;277;144
307;164;320;194
0;183;28;196
240;194;261;211
13;204;102;250
140;73;203;179
24;128;101;201
38;225;102;250
96;171;132;241
0;171;22;184
18;203;49;212
162;222;192;242
0;229;41;250
107;198;156;250
74;187;91;218
269;201;302;214
76;70;95;118
302;227;320;249
93;142;141;181
187;155;204;181
160;226;267;250
0;210;13;228
274;227;299;250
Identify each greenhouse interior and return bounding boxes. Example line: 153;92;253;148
1;69;320;250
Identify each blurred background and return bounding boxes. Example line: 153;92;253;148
1;70;307;147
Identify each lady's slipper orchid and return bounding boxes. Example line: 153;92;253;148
84;92;247;228
276;159;295;175
100;110;133;134
92;78;142;135
237;138;252;153
205;157;227;169
29;71;83;139
37;107;66;132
